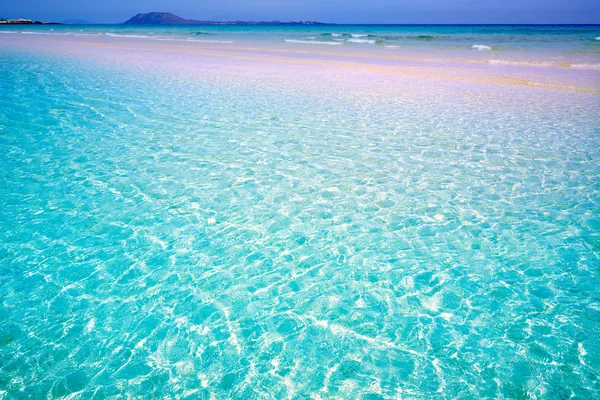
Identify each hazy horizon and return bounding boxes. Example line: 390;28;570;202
2;0;600;24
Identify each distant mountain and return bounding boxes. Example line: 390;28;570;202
124;12;198;25
123;12;330;25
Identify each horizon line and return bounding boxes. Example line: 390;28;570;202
22;22;600;26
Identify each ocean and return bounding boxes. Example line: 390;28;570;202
1;24;600;68
0;24;599;398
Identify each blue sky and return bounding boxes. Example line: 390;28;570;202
2;0;599;24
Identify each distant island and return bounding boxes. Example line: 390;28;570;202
124;12;331;25
0;18;60;25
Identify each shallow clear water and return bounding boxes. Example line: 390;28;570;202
1;24;600;50
3;24;600;70
0;40;599;398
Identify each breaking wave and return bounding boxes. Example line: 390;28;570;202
488;59;553;67
284;39;342;45
570;63;600;70
347;38;378;44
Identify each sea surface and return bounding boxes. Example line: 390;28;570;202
1;24;600;68
0;26;600;399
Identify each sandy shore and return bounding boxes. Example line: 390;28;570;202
2;34;599;93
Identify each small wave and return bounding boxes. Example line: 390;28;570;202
105;33;154;38
351;34;368;38
472;44;492;51
21;31;70;36
570;63;600;70
186;39;234;43
284;39;341;45
488;59;552;67
596;37;600;41
321;33;348;38
190;32;210;35
104;33;233;43
3;30;102;37
376;35;401;41
306;36;316;39
347;38;377;44
410;35;436;41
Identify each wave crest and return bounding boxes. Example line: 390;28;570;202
488;59;552;67
347;38;377;44
284;39;341;45
570;63;600;70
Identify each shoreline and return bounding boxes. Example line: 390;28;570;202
2;33;599;93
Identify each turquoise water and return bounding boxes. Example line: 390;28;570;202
1;37;600;398
1;24;600;50
3;24;600;69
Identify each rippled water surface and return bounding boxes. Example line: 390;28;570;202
3;24;600;70
1;24;599;49
0;44;599;399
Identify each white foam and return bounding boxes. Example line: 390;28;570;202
105;33;154;38
351;34;368;38
332;33;343;37
570;63;600;70
6;30;102;37
186;38;234;43
21;31;70;36
489;59;552;67
596;37;600;40
103;33;234;43
284;39;341;45
472;44;492;51
306;36;316;39
347;38;376;44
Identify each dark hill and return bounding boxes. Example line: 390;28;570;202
123;12;330;25
124;12;201;25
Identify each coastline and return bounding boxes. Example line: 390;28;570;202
2;32;599;92
0;19;60;25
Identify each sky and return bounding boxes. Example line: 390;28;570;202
2;0;599;24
